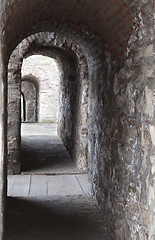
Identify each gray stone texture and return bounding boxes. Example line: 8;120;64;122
0;0;154;239
89;1;155;239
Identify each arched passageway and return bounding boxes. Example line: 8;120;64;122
7;34;89;176
19;53;81;174
0;1;154;239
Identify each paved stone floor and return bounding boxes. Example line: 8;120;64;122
6;175;105;240
7;174;89;197
6;124;105;239
20;123;80;174
6;195;104;240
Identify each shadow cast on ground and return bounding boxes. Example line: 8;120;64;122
6;196;102;240
20;135;76;174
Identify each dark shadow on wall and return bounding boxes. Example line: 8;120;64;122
21;92;26;122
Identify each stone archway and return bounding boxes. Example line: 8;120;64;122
22;55;61;124
7;33;90;176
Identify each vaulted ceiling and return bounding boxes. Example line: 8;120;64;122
2;0;134;59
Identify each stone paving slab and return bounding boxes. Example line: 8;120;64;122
7;175;16;196
8;175;30;197
21;123;57;136
47;175;66;197
29;175;47;197
76;174;89;194
7;174;89;197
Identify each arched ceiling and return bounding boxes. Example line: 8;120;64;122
2;0;134;60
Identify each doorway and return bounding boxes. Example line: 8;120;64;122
20;54;77;174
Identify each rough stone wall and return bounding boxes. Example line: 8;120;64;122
58;50;79;159
71;54;89;171
7;57;21;174
56;36;89;171
21;80;37;122
89;1;155;239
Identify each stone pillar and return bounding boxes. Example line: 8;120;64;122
7;62;21;174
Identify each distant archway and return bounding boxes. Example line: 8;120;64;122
21;77;39;123
22;55;60;124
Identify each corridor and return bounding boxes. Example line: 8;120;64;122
6;123;104;240
20;123;78;174
7;174;104;240
0;1;154;238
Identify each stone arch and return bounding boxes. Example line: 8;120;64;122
7;32;91;176
3;1;134;61
22;57;60;124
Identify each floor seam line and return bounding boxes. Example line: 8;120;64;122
46;176;48;197
28;175;32;197
75;175;84;194
61;175;66;196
